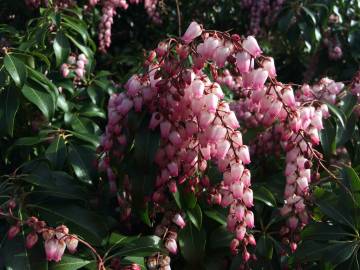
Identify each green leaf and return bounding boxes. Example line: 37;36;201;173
45;135;67;169
68;143;97;184
53;31;70;67
204;209;227;225
49;256;91;270
326;103;346;128
134;127;159;169
68;130;99;147
14;136;49;146
187;204;202;230
209;226;232;249
112;236;162;257
79;105;106;118
295;241;332;262
257;235;273;259
301;223;349;241
0;87;20;136
21;84;55;119
302;6;317;25
325;242;358;266
320;118;336;157
4;54;27;87
178;223;206;263
253;186;277;207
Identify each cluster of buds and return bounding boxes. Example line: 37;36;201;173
297;78;344;105
60;54;88;80
147;253;171;270
93;0;161;52
240;0;285;36
6;217;78;262
350;70;360;103
154;212;185;255
99;22;282;262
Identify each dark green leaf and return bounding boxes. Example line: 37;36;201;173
257;235;273;259
21;84;55;119
53;31;70;67
0;87;20;136
45;135;67;169
204;209;227;225
68;143;97;184
253;186;277;207
49;256;91;270
186;204;202;230
178;223;206;263
4;54;27;87
112;236;162;257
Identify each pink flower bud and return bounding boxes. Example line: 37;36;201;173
160;121;172;138
231;182;244;199
243;250;251;262
168;180;177;193
242;36;262;57
231;163;244;182
238;145;251;164
167;162;179;177
75;68;85;78
165;238;178;254
191;79;205;98
262;57;276;77
282;88;296;108
26;232;38;249
204;93;219;113
149;112;163;129
243;188;253;207
252;68;268;90
236;225;246;240
172;213;186;229
53;239;66;262
45;238;58;261
199;111;215;129
182;21;202;44
8;225;20;239
169;131;182;145
197;37;220;58
235;204;245;220
216;140;231;159
213;46;230;67
287;216;299;230
248;234;256;246
297;177;309;192
230;238;239;255
65;236;78;254
244;211;254;228
235;52;251;73
280;205;292;216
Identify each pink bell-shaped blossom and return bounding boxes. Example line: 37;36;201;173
243;188;253;207
26;232;38;249
172;213;186;229
242;36;262;57
182;21;202;44
65;236;79;254
165;238;178;254
262;57;276;77
235;52;251;73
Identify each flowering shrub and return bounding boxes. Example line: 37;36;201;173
1;1;360;270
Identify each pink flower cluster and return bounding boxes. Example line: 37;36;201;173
93;0;161;52
297;77;344;104
25;0;75;9
99;22;269;259
60;54;89;80
240;0;285;36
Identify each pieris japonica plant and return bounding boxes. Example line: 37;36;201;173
2;1;360;270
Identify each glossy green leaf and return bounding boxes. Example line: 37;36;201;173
253;186;277;207
111;236;162;257
45;135;67;169
0;87;20;136
21;84;55;119
187;204;202;230
49;256;91;270
4;54;27;87
68;143;97;184
257;235;273;259
53;31;70;67
178;223;206;263
204;209;227;225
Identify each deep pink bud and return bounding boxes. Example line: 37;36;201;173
26;232;38;249
169;131;182;145
236;225;246;240
243;250;251;262
167;162;179;177
160;121;172;138
8;225;20;239
244;211;254;228
230;238;239;255
248;234;256;246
